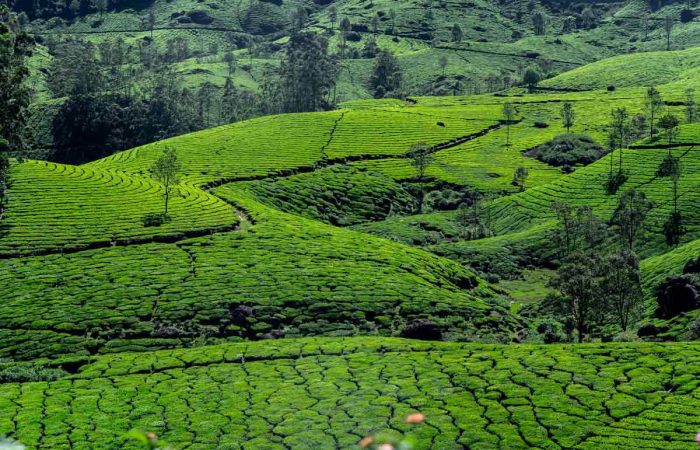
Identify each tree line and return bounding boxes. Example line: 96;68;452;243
0;5;34;222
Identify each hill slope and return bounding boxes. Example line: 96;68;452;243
1;337;699;449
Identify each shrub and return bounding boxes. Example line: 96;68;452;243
526;134;606;167
684;257;700;274
680;9;695;23
401;319;442;341
0;364;67;382
142;213;170;227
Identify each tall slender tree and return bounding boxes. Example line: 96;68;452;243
409;142;433;212
150;146;181;216
611;190;653;251
603;249;643;332
502;102;515;146
561;102;575;134
685;88;696;124
279;32;338;113
664;15;674;51
610;107;630;174
451;23;463;43
645;86;663;138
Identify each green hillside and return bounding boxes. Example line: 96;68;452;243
1;337;700;449
5;1;700;448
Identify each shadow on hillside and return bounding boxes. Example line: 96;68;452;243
0;222;10;242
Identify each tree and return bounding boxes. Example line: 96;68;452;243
645;86;663;137
438;54;448;76
451;23;463;43
522;68;541;93
150;146;181;215
658;113;679;145
663;211;686;247
513;166;529;192
69;0;80;17
551;202;608;257
94;0;108;18
609;107;630;177
580;7;597;29
371;13;380;39
369;50;402;98
279;32;338;113
549;250;604;343
602;249;643;332
658;152;685;246
339;17;351;55
409;142;433;212
532;11;546;35
686;88;697;124
48;40;104;97
0;6;33;154
223;52;236;76
611;190;653;250
328;6;337;34
502;102;516;146
561;102;575;134
389;8;397;34
664;15;673;51
147;10;156;38
291;6;307;32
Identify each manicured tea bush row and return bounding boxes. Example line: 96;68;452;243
325;109;498;159
0;161;235;256
1;337;699;449
88;108;492;186
349;93;651;191
0;186;520;361
87;112;340;185
541;47;700;91
238;166;416;226
486;146;700;249
351;210;465;246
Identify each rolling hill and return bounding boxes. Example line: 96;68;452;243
4;2;700;448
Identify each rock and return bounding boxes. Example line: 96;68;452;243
186;10;214;25
261;330;284;340
637;324;660;338
683;257;700;274
401;319;443;341
656;276;698;318
230;305;254;325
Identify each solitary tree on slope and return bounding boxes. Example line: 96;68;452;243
561;102;575;134
151;146;182;216
502;102;516;146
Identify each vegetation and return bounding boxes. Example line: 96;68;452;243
527;134;606;168
1;337;700;449
3;0;700;448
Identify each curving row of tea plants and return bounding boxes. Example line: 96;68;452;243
1;337;699;449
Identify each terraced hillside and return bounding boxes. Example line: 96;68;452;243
0;161;236;257
5;27;700;448
4;74;700;363
1;337;700;449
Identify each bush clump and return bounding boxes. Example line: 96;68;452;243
401;319;443;341
142;212;171;227
526;134;606;167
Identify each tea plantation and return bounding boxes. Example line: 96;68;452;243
5;35;700;449
1;338;700;449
